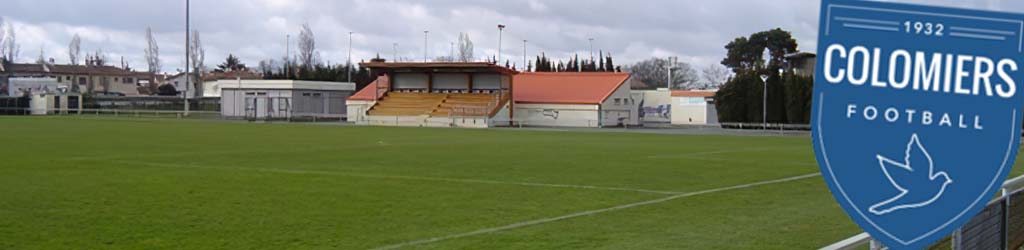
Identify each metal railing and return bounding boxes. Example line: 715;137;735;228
822;174;1024;250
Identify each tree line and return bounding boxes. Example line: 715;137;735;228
714;28;814;124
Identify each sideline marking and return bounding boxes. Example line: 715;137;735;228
368;173;822;250
116;160;682;195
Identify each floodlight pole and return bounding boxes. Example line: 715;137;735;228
184;0;190;116
523;40;528;71
497;24;505;65
286;35;290;61
589;38;595;61
667;56;676;90
347;32;353;82
424;30;429;62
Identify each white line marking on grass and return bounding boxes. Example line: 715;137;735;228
115;161;682;195
646;146;806;159
368;173;822;250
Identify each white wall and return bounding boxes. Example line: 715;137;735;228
671;96;712;125
346;100;374;123
634;90;672;123
514;103;601;127
599;81;640;126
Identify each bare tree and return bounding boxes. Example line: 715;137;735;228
144;27;161;73
0;17;6;61
35;47;45;64
457;32;474;62
298;23;318;68
701;64;732;89
189;30;205;73
68;34;81;65
629;57;699;90
2;20;20;62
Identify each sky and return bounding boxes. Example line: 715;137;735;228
0;0;1015;74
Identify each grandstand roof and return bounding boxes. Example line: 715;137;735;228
349;75;388;101
359;62;517;74
671;90;717;97
513;72;631;105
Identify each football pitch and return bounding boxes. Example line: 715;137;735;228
2;117;1021;249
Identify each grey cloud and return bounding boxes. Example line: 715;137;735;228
2;0;1021;74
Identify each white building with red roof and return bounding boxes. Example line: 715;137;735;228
512;72;640;127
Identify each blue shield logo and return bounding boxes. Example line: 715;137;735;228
813;0;1024;248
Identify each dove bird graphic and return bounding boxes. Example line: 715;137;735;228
869;134;953;216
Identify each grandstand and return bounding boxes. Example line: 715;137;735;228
351;62;514;128
348;62;639;128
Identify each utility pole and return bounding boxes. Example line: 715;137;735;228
347;32;353;82
423;30;429;62
184;0;190;116
497;24;505;65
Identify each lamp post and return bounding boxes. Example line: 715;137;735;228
347;32;353;82
393;43;398;62
423;30;429;62
184;0;190;116
497;24;506;65
760;48;771;130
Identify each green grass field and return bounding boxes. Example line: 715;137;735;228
1;117;1021;250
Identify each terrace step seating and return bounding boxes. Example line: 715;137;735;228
429;94;497;117
367;92;501;117
367;92;447;116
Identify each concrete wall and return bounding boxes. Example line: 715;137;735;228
433;73;469;90
514;103;601;127
634;90;672;123
600;82;640;126
346;100;374;122
472;73;504;89
671;96;718;125
393;73;429;89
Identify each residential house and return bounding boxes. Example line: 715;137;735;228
0;59;158;96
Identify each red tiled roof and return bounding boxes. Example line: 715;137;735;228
349;75;388;101
513;72;631;105
671;90;717;97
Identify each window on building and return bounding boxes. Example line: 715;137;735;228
56;77;62;83
614;98;621;105
79;77;87;85
127;78;134;84
66;76;71;80
312;93;322;97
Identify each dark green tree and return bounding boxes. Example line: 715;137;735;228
721;28;798;74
